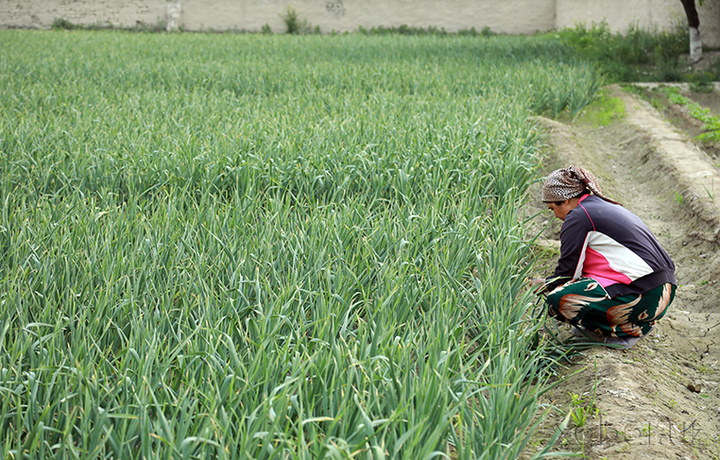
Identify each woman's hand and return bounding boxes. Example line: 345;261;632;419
528;277;547;294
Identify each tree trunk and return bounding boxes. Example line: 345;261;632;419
679;0;702;63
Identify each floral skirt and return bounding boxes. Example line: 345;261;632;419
545;278;675;338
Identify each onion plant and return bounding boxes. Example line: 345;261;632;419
0;30;598;458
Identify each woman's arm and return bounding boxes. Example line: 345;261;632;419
545;210;590;292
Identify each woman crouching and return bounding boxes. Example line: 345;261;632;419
531;166;676;348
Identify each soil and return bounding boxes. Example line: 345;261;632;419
525;83;720;459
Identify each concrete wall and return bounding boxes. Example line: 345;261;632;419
179;0;555;35
0;0;718;47
0;0;165;30
557;0;685;33
699;0;720;48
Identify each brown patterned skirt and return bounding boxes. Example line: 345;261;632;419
545;277;675;338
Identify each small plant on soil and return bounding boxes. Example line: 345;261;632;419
673;191;685;206
567;364;600;429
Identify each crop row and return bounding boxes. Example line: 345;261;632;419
0;30;598;458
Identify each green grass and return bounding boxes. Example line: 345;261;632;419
581;88;626;126
0;29;599;459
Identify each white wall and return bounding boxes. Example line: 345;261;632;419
556;0;685;33
0;0;165;29
179;0;555;34
0;0;718;47
699;1;720;48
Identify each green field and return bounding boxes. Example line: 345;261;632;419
0;30;600;458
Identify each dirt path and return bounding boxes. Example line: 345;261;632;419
529;85;720;459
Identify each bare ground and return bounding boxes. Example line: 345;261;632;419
526;84;720;459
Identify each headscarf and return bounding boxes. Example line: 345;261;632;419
541;165;621;205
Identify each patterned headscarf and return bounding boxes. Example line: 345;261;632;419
542;165;621;205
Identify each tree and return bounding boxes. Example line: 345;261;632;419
679;0;702;63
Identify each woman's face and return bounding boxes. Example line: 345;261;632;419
547;200;573;221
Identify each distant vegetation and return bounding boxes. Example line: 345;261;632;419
555;21;720;83
51;17;167;33
50;15;720;84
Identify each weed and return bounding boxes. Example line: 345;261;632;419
641;423;653;437
689;71;716;93
51;17;167;32
673;191;685;206
555;21;718;83
570;401;595;428
698;364;712;374
567;363;599;428
51;18;79;30
582;88;626;126
280;6;316;35
650;96;666;111
616;441;632;452
706;181;718;203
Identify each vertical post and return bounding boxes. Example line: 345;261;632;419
166;0;182;32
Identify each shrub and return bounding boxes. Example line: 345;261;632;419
280;6;316;35
555;21;696;82
51;18;78;30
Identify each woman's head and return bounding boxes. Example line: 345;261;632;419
542;165;621;206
